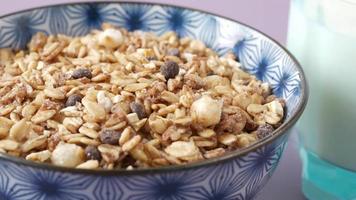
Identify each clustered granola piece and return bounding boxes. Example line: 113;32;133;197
0;23;285;169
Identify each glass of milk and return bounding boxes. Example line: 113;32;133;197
287;0;356;199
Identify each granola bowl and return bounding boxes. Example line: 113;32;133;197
0;2;307;200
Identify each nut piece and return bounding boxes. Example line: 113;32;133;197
98;144;121;163
0;105;15;116
216;112;246;134
98;28;123;49
68;137;100;146
97;91;113;113
160;61;180;80
105;112;126;127
0;117;14;139
29;32;47;51
191;95;223;127
0;139;19;151
236;133;257;148
157;104;178;116
26;150;51;162
162;125;183;141
184;74;205;89
131;118;147;131
31;110;56;124
124;83;150;92
189;40;206;52
233;93;254;110
119;127;132;145
21;103;38;119
122;135;142;152
204;148;225;159
264;100;284;125
51;143;85;167
148;115;169;134
44;88;65;100
63;117;83;133
130;144;149;163
9;118;31;142
218;133;237;146
76;160;99;169
197;129;216;138
83;100;106;121
204;75;230;89
161;91;179;104
247;104;265;115
79;126;98;139
164;140;199;160
246;103;266;124
22;135;48;152
60;106;82;117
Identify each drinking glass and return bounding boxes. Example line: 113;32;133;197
287;0;356;199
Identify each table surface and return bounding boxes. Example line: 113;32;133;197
0;1;305;199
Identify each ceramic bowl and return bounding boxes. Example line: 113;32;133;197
0;2;308;200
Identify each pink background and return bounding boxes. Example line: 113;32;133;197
0;0;290;44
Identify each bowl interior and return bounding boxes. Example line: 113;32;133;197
0;2;307;172
0;3;303;117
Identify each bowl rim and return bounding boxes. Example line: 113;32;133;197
0;1;309;175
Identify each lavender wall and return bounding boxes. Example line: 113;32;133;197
0;0;290;44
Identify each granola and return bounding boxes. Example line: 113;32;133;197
0;23;285;169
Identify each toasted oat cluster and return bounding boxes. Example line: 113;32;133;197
0;23;285;169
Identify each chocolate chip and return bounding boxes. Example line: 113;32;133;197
72;68;92;79
130;102;147;119
160;61;179;80
85;145;102;161
256;124;274;139
167;48;180;57
99;130;121;145
121;155;137;168
244;120;258;132
65;94;82;107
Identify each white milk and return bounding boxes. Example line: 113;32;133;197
288;0;356;171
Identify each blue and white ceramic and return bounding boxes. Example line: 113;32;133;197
0;2;308;200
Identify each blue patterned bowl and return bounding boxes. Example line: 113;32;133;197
0;2;307;200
